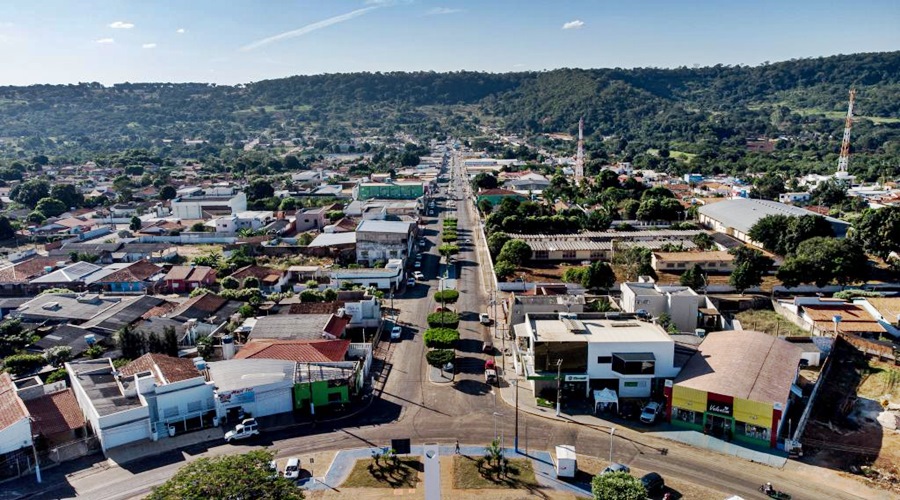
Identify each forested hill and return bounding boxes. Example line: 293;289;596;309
0;51;898;162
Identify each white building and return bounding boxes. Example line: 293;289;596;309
355;220;417;266
210;211;274;234
513;313;679;399
171;187;247;219
66;354;215;453
331;260;405;290
0;373;33;475
206;359;296;421
778;192;811;205
620;279;707;333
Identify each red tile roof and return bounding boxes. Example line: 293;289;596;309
0;257;64;284
234;339;350;362
0;373;30;431
323;314;351;338
230;265;284;285
23;389;84;436
478;188;523;197
170;292;227;317
164;265;214;282
119;353;201;385
288;301;344;315
98;261;163;283
802;304;886;334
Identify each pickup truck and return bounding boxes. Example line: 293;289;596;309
224;418;259;442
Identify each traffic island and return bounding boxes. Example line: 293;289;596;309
341;456;422;489
452;455;538;490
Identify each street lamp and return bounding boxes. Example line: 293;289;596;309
493;412;504;449
513;380;519;453
555;359;563;417
609;427;616;463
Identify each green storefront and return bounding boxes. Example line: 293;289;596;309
357;182;425;200
293;379;350;410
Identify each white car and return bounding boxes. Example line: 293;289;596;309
479;313;491;325
224;418;259;442
640;402;662;424
391;326;402;340
283;457;300;479
413;271;425;280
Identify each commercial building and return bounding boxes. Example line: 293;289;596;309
506;293;586;336
171;187;247;219
513;313;680;399
206;358;296;422
330;260;405;290
698;199;850;245
355;220;417;266
620;279;720;333
665;330;804;449
506;230;704;263
353;182;425;201
476;188;528;207
651;251;734;274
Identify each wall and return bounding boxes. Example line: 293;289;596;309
586;339;678;380
153;379;215;425
293;381;350;409
667;293;700;332
95;406;151;451
0;418;32;455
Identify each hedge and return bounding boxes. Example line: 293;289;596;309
425;349;455;367
423;328;460;349
427;311;459;328
3;353;45;375
433;289;460;303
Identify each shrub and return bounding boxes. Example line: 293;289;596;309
427;311;460;328
220;276;239;290
494;260;516;279
45;368;67;384
300;289;325;303
3;353;45;375
423;328;460;349
85;345;104;359
433;289;459;304
323;288;338;301
425;349;455;367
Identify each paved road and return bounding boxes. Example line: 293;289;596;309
11;152;885;500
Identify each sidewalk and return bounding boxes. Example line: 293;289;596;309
495;350;788;468
106;427;224;466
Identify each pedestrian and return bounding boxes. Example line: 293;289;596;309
455;439;460;455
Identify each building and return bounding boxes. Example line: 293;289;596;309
246;314;350;342
506;294;586;336
476;188;528;207
0;373;33;481
210;211;274;235
84;261;165;293
20;385;86;451
778;192;811;205
330;260;405;290
856;297;900;338
513;313;680;399
15;293;128;325
305;232;357;259
666;330;804;449
698;199;850;245
293;206;329;232
353;182;425;200
355;220;417;266
170;187;247;219
345;200;421;220
66;355;216;453
29;262;105;292
794;300;885;339
162;266;217;293
228;265;288;293
0;257;66;296
620;280;718;333
651;251;734;274
507;230;704;262
206;358;296;422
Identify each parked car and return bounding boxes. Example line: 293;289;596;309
414;261;422;268
413;271;425;280
224;418;259;442
485;369;498;385
601;463;631;475
640;472;665;495
479;313;492;325
283;457;300;479
407;277;416;287
391;326;402;340
640;402;662;424
482;341;494;354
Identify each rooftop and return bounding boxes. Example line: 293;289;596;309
234;339;350;362
526;313;673;344
0;372;29;431
801;303;886;334
23;389;84;437
356;219;415;234
207;358;296;392
653;251;734;263
862;297;900;323
249;314;335;341
30;262;104;284
119;353;202;385
67;359;143;416
307;232;357;248
675;330;803;405
17;294;124;322
698;198;849;235
163;265;214;282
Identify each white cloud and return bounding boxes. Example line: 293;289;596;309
426;7;464;16
95;38;115;44
108;21;135;29
562;19;585;30
142;43;157;49
176;28;186;34
241;6;380;52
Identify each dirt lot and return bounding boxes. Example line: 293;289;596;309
801;338;900;494
734;309;809;336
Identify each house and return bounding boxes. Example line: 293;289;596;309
162;266;216;293
513;313;680;399
210;211;274;235
0;373;34;480
666;330;803;448
856;297;900;338
294;206;329;232
246;314;350;341
793;299;885;339
306;232;356;259
651;251;734;274
234;339;350;362
228;265;288;293
21;387;86;450
29;262;105;292
15;293;126;325
503;173;550;193
49;242;122;265
698;199;849;246
66;354;216;453
0;257;65;296
84;261;165;293
620;280;719;333
778;192;811;205
170;187;247;219
355;220;416;266
31;324;107;358
506;293;586;336
330;260;405;290
476;188;528;207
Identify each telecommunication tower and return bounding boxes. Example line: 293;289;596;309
837;89;856;174
575;117;585;179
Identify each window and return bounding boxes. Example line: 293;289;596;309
612;353;656;375
187;401;201;413
677;263;685;268
328;392;344;403
590;251;604;259
360;250;369;258
674;408;703;425
562;250;576;259
597;356;612;364
534;251;549;260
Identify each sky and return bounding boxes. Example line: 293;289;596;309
0;0;898;85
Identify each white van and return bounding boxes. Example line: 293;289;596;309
284;457;300;479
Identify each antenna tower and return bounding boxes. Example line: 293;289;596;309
837;89;856;174
575;117;585;179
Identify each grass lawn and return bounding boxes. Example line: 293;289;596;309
858;359;900;400
341;458;422;489
453;456;539;490
734;309;809;336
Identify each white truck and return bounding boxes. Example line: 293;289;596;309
224;418;259;442
555;445;576;478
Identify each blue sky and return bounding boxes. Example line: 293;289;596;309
0;0;898;85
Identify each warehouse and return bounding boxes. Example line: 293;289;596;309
698;199;849;246
664;330;803;449
506;230;704;262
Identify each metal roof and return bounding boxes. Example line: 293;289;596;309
356;219;415;234
308;232;356;248
698;198;849;235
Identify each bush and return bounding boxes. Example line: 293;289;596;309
85;345;104;359
3;353;45;375
423;328;460;349
45;368;67;384
433;289;460;303
427;311;460;328
494;260;516;279
425;349;455;367
220;276;239;290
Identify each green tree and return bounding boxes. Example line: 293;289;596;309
283;154;302;171
163;326;179;357
583;261;615;292
620;199;640;220
494;260;516;279
159;185;177;200
777;237;867;287
246;178;274;200
49;184;84;209
439;244;459;257
487;232;511;258
129;216;142;232
148;449;303;500
497;239;532;266
116;325;145;360
691;232;715;251
35;197;67;218
750;173;786;201
473;173;498;190
478;199;494;214
220;276;239;290
612;247;654;282
243;276;261;289
585;210;612;231
591;472;646;500
323;288;338;301
680;264;707;289
852;206;900;260
10;179;50;208
0;216;15;240
809;178;847;206
562;267;588;284
728;246;773;293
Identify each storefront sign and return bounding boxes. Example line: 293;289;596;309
564;375;589;382
707;402;732;416
218;387;256;405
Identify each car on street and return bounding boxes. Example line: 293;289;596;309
640;472;665;495
484;368;498;385
479;313;491;325
601;463;631;475
414;261;421;268
224;418;259;442
283;457;301;479
413;271;425;280
390;326;402;340
640;402;662;424
482;341;494;354
465;239;472;244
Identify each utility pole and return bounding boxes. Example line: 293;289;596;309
609;427;616;463
555;359;563;417
514;380;519;453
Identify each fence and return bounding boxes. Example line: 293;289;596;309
45;436;101;464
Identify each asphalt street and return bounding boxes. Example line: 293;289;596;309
9;153;886;500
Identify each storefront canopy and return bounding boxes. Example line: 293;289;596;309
593;388;619;410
